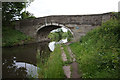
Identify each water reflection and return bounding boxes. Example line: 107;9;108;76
48;38;68;51
57;38;68;44
48;41;56;51
2;42;51;78
15;62;38;78
2;38;68;78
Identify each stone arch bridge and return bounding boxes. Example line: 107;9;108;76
15;12;113;42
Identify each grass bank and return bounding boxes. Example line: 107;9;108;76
62;44;71;61
38;44;65;78
62;44;72;63
2;27;34;47
69;19;120;78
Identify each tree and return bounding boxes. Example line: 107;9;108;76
2;1;35;27
57;28;63;40
22;0;35;19
62;32;68;38
67;30;73;41
2;2;26;27
21;11;35;19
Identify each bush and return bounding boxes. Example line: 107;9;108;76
70;19;120;78
2;27;33;47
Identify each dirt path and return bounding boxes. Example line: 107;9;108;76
67;46;76;62
67;46;81;78
71;62;81;78
61;46;71;78
60;44;81;78
61;47;67;62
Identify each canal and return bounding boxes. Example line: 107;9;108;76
2;39;68;78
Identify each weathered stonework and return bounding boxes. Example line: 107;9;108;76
15;12;113;42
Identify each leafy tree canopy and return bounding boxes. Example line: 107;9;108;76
2;2;25;26
2;1;35;27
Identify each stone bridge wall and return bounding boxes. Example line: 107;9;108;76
15;12;113;42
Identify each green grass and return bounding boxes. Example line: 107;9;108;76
69;19;120;78
38;44;65;78
2;27;34;47
62;44;71;63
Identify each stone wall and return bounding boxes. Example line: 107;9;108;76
15;12;113;42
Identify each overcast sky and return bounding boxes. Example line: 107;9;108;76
26;0;120;17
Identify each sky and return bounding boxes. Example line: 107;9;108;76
26;0;120;17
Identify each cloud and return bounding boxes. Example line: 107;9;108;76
26;0;119;17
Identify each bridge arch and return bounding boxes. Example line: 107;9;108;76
36;23;74;42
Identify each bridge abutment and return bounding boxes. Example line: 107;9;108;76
15;12;113;42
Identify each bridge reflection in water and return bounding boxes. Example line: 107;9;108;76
2;41;51;78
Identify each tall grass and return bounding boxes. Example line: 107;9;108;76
69;19;120;78
2;27;33;47
37;44;65;78
62;44;71;63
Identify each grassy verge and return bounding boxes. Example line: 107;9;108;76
62;44;72;63
2;27;34;47
69;19;120;78
38;44;65;78
62;44;70;60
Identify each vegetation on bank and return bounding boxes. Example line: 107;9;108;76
69;18;120;78
48;28;73;42
62;44;71;63
37;44;65;78
2;2;36;47
2;27;34;47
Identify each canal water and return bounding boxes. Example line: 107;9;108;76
2;38;68;78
